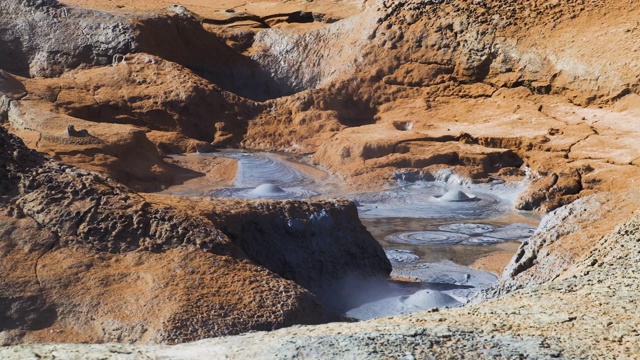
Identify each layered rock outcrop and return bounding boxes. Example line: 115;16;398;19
207;199;392;294
18;53;255;144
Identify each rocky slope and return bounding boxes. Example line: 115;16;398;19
4;191;639;358
147;195;392;299
242;0;640;208
0;126;390;344
5;0;637;210
0;0;136;77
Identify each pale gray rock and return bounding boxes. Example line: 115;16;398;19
0;1;137;77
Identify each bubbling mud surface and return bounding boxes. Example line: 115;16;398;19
336;178;537;319
363;216;536;266
385;231;471;246
340;261;499;320
161;151;540;320
346;287;462;320
483;223;537;240
352;181;515;219
438;223;495;235
385;223;536;247
165;151;322;199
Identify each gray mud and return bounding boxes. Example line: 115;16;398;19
223;152;308;188
353;182;506;219
211;184;317;199
160;151;540;320
206;151;321;199
339;261;498;320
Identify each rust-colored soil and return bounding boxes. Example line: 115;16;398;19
60;0;364;20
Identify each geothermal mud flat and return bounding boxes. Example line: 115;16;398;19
162;151;539;319
2;0;640;358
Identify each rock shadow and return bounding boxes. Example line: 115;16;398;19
136;15;297;102
0;296;57;331
0;38;29;76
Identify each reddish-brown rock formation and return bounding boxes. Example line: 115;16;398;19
0;126;390;344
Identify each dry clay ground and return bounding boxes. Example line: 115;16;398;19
2;0;640;357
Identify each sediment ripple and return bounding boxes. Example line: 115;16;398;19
221;152;307;188
385;231;470;245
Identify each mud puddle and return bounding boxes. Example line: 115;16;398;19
161;151;540;320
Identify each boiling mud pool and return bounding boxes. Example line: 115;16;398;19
345;181;538;319
162;151;540;320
